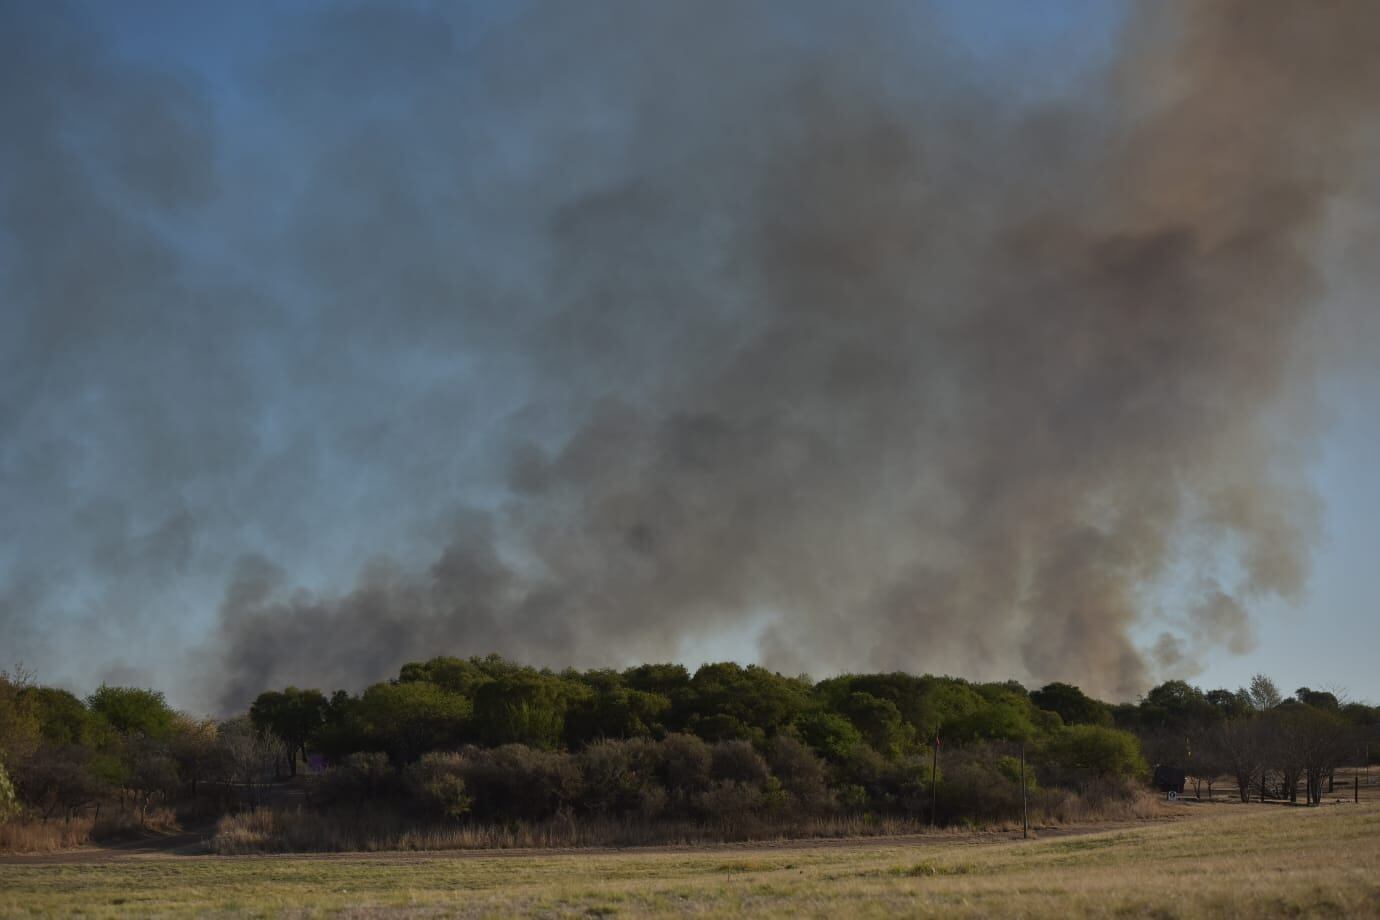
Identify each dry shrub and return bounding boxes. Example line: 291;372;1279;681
209;806;954;854
0;806;182;853
1036;778;1163;824
0;817;94;853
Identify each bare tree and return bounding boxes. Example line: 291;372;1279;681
1212;718;1264;803
217;716;284;808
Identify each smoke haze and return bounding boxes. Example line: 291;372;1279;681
2;2;1377;711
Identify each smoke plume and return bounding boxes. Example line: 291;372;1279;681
3;2;1377;710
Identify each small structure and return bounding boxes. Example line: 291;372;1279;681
1153;764;1186;796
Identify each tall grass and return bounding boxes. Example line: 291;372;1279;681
0;808;179;854
211;788;1164;855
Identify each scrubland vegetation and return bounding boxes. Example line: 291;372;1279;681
1;657;1375;855
3;801;1378;918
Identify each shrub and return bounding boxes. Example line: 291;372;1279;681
793;711;863;761
1040;725;1147;781
710;740;770;786
457;745;582;821
575;739;662;817
653;733;712;798
310;751;395;806
764;735;833;813
0;760;17;821
934;748;1025;824
698;780;764;826
405;752;472;820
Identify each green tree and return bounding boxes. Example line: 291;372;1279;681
839;692;915;757
1041;725;1147;779
249;687;329;776
1030;682;1111;727
0;669;41;768
472;672;575;749
677;663;810;738
20;687;96;745
87;686;175;740
358;681;472;763
0;759;17;820
793;710;863;761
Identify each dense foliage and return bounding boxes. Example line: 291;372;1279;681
0;658;1374;837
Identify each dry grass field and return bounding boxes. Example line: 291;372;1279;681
2;798;1378;918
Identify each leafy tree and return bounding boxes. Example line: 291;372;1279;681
943;696;1039;745
358;681;472;763
764;735;831;813
405;752;472;819
623;663;692;700
837;692;916;757
249;687;328;776
87;686;175;740
472;671;572;749
1030;682;1111;727
398;655;508;696
0;759;17;821
1205;688;1251;721
793;710;863;761
1041;725;1146;779
0;668;41;768
1137;680;1218;731
564;685;670;746
1295;687;1340;711
21;687;95;745
677;663;810;739
1244;674;1282;712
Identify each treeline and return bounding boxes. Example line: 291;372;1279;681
1109;676;1377;803
2;658;1376;849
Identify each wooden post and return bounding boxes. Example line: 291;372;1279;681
930;735;939;828
1357;775;1360;804
1020;743;1029;840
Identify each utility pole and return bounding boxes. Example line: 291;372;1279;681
1020;742;1029;840
930;734;939;828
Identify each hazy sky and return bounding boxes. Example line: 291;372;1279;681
2;1;1376;712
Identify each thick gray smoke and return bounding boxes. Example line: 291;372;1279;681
3;2;1377;710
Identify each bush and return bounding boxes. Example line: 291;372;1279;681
653;733;712;799
0;760;17;822
310;752;395;806
793;711;863;761
698;780;764;827
934;748;1025;825
456;745;582;821
575;739;663;818
764;736;833;813
1040;725;1147;782
710;741;770;786
405;753;472;820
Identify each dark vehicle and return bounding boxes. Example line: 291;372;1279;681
1153;764;1186;795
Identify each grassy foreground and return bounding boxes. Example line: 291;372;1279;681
2;803;1378;918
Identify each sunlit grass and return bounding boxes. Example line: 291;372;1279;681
2;802;1378;917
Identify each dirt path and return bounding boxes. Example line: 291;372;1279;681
0;809;1200;866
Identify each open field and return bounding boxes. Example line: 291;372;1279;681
2;801;1378;918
